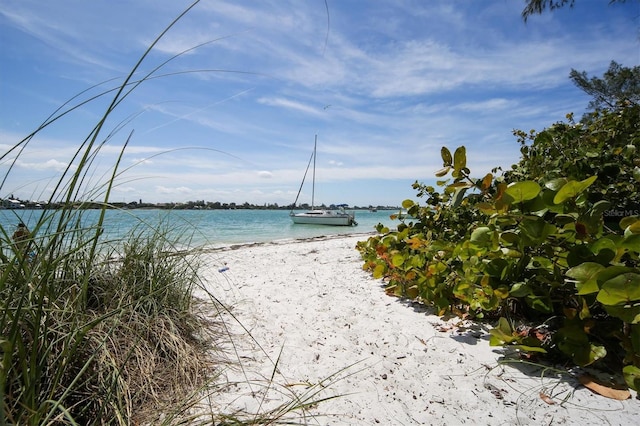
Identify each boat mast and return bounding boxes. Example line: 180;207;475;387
289;136;316;215
312;134;317;210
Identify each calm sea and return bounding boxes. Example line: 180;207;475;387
0;208;401;249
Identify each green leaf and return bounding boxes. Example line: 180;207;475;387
555;326;607;366
470;227;492;245
441;146;452;165
489;317;517;345
597;272;640;305
485;258;508;278
446;181;473;189
542;189;564;213
453;146;466;171
450;187;468;208
588;200;612;219
621;234;640;252
435;166;450;177
406;285;419;299
580;200;611;234
620;216;640;230
500;231;519;244
633;166;640;183
512;345;548;353
477;202;498;215
584;344;607;366
623;365;640;392
522;194;548;214
567;244;595;267
519;216;555;245
504;181;541;203
544;178;568;191
555;214;578;225
401;199;415;209
526;295;553;313
566;262;605;295
373;264;386;279
553;176;597;204
603;304;640;324
494;286;510;299
591;237;617;255
510;283;532;297
391;253;405;267
622;217;640;236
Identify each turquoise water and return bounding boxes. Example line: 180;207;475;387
0;209;401;248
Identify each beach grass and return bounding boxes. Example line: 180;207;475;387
0;207;217;424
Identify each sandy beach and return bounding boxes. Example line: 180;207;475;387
195;234;638;425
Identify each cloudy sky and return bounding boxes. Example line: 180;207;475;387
0;0;637;207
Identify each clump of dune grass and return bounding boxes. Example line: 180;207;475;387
0;208;227;425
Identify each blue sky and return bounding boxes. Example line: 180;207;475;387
0;1;638;207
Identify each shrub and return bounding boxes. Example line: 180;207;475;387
357;102;640;391
0;210;221;424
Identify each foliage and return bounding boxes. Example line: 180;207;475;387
506;104;640;229
522;0;577;21
357;101;640;391
0;210;219;425
569;62;640;113
521;0;631;22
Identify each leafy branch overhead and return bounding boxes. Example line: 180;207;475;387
570;61;640;113
521;0;631;22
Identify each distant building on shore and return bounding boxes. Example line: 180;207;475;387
1;198;25;209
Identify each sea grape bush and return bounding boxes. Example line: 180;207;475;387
506;105;640;231
357;104;640;391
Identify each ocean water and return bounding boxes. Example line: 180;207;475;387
0;208;402;248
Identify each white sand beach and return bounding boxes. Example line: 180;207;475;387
196;234;638;425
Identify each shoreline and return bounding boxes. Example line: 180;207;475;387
196;234;638;425
199;231;378;253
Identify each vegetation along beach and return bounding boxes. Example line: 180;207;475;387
1;0;639;424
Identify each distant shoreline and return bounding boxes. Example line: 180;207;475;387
0;203;403;211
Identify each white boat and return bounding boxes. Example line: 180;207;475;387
290;206;356;226
290;136;357;226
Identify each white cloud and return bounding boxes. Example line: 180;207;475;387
130;158;154;165
453;98;518;113
257;97;323;115
114;186;137;193
15;159;72;172
155;185;194;195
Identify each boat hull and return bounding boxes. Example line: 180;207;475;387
290;210;356;226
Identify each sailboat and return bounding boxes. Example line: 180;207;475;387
289;135;357;226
